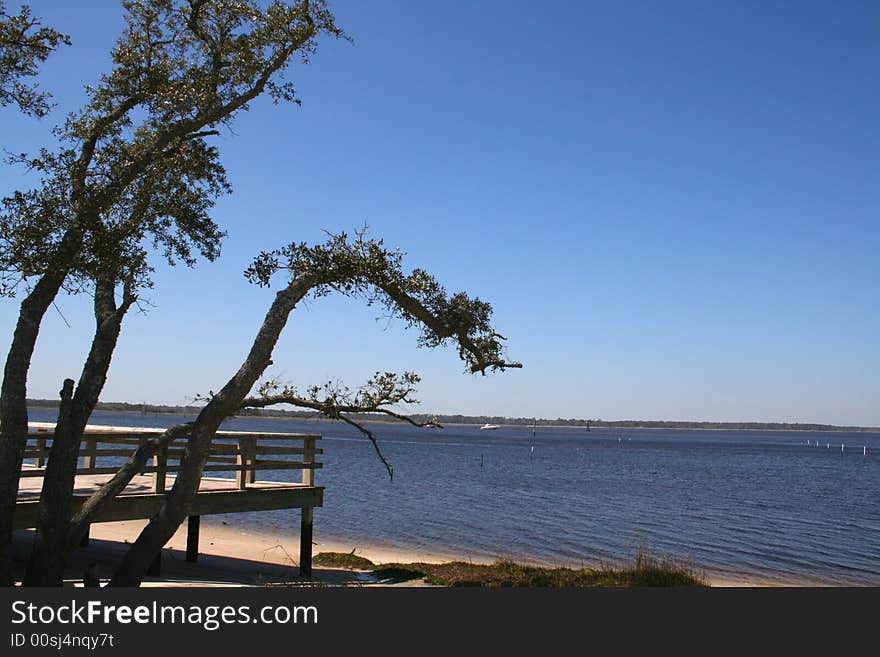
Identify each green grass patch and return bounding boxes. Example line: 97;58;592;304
370;565;431;583
321;547;707;587
313;551;376;570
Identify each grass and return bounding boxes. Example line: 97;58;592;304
312;547;708;587
312;551;377;570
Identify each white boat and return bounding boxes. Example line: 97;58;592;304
480;423;500;431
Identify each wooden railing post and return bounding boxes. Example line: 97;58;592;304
137;435;148;474
153;442;168;493
247;438;257;484
236;437;256;489
83;436;97;470
35;436;46;467
302;437;316;487
299;435;317;578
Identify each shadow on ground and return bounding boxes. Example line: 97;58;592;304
12;530;374;587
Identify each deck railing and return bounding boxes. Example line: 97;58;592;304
23;428;322;493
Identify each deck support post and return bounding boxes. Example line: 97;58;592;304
147;551;161;577
186;515;200;563
299;507;313;578
299;436;316;578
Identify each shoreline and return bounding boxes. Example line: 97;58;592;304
25;405;880;434
15;517;828;588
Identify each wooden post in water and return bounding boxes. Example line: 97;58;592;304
300;437;316;577
186;516;200;563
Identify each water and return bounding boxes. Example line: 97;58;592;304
28;408;880;585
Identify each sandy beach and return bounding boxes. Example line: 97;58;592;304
13;519;463;588
12;518;773;587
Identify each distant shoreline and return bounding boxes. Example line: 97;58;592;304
26;400;880;433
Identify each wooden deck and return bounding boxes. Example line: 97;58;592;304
16;422;324;576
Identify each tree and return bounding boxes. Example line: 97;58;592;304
0;1;68;117
107;231;521;586
0;0;342;586
18;147;224;585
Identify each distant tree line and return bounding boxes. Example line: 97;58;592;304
26;399;878;432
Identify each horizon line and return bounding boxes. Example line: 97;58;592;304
24;399;880;431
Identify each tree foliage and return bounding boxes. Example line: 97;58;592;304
0;137;228;296
237;230;523;477
0;1;69;116
1;0;343;297
246;231;518;375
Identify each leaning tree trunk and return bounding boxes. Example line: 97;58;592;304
105;233;522;586
23;278;134;586
107;275;318;586
0;269;70;586
21;379;77;586
65;424;192;552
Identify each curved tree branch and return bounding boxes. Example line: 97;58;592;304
110;230;519;585
240;376;448;479
65;423;192;552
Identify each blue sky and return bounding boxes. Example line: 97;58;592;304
1;1;878;424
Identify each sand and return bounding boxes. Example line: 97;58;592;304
12;517;777;587
12;519;450;587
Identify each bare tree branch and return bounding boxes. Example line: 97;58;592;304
335;413;393;479
240;371;446;479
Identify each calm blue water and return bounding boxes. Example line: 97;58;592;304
29;408;880;585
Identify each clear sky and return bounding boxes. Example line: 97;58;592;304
1;1;878;425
